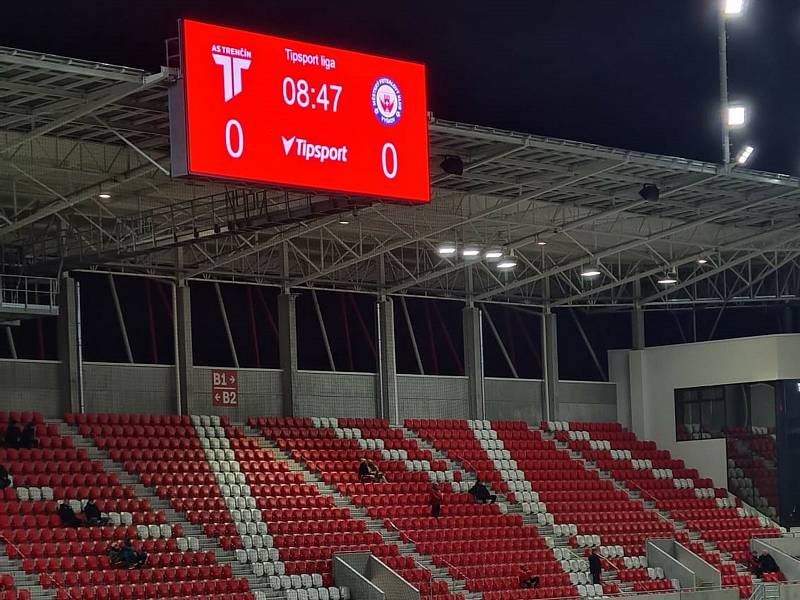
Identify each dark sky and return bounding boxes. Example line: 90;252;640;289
2;0;800;173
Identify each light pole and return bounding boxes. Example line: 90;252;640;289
719;0;746;167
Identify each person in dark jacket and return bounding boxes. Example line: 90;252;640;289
468;480;496;504
20;422;37;449
429;483;443;518
3;420;21;449
57;502;82;528
0;465;11;489
588;548;602;585
519;565;540;589
83;499;107;526
758;551;779;576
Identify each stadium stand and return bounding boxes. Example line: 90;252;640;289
0;412;786;600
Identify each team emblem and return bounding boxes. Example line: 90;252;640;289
371;77;402;126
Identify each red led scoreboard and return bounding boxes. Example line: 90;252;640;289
170;20;430;203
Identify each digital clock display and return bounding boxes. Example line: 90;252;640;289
171;19;430;204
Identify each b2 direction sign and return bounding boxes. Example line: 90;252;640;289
212;369;238;407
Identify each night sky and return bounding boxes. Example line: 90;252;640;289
2;0;800;174
2;2;800;374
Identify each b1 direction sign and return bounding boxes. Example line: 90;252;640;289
212;369;238;407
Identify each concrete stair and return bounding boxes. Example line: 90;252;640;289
246;426;480;600
56;422;281;599
0;552;54;600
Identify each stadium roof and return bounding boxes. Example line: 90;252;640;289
2;46;800;310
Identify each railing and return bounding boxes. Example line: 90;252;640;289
0;275;58;311
384;518;456;598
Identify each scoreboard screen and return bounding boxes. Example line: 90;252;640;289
170;19;430;203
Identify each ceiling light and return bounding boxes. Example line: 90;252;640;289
98;192;112;199
697;258;709;265
483;247;504;260
638;184;660;203
496;256;518;270
437;242;457;256
724;0;745;16
462;246;481;258
736;145;755;165
440;155;464;176
580;265;602;278
728;105;747;128
338;219;350;225
658;270;679;285
536;240;547;246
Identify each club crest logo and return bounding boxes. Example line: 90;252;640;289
371;77;402;126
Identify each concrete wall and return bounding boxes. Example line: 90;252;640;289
485;378;542;423
295;371;377;418
83;362;174;415
0;358;617;426
558;380;617;422
0;359;64;418
612;334;800;488
397;375;469;420
188;366;282;421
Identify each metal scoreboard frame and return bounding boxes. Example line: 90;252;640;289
169;19;430;204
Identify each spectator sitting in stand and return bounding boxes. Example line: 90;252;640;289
20;422;38;449
429;482;443;518
358;458;373;483
109;539;147;569
82;499;108;526
3;420;21;449
468;480;496;504
57;502;83;528
757;551;780;578
0;465;11;489
519;565;540;589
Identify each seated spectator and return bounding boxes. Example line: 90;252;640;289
468;480;496;504
3;420;21;449
82;499;108;526
57;502;82;528
429;482;443;518
20;422;37;449
358;458;386;483
748;553;761;576
0;465;11;489
758;551;780;577
110;539;147;569
519;565;540;589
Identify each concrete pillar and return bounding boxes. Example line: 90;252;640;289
541;311;558;421
175;284;193;415
278;293;298;416
376;298;399;424
632;305;646;350
57;277;80;413
462;306;485;420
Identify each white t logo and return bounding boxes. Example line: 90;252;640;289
212;54;251;102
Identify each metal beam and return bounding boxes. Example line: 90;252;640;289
642;230;800;304
480;303;519;378
1;70;168;155
214;282;239;368
474;188;799;301
108;273;133;364
312;289;336;371
551;221;800;307
400;296;424;375
290;159;624;287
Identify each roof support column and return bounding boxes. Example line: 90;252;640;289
463;304;485;420
175;282;192;415
57;276;80;414
376;296;399;424
541;310;558;422
278;292;298;417
632;279;646;350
